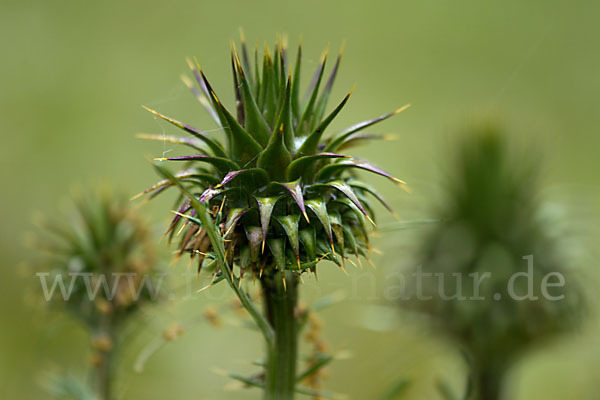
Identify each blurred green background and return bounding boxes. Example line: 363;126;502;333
2;0;600;398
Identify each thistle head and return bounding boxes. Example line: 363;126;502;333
410;125;583;366
33;189;159;327
137;35;408;280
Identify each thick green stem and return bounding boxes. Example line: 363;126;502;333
261;270;299;400
473;361;503;400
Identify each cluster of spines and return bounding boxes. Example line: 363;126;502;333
136;33;410;286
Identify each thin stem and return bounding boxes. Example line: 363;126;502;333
95;318;116;400
261;270;299;400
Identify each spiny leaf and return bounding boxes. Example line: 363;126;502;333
324;104;410;152
206;87;263;164
272;179;310;223
245;226;263;262
316;239;341;266
259;45;278;125
142;106;226;158
171;210;203;227
291;42;302;122
131;169;198;200
296;49;328;136
349;179;397;216
153;163;275;346
316;159;408;189
224;208;248;238
314;180;375;225
275;215;301;265
342;225;360;259
286;153;349;181
257;124;292;180
184;60;222;126
216;168;269;189
273;74;294;151
162;199;191;241
313;45;344;126
296;89;353;157
239;245;251;270
233;49;272;146
255;196;281;252
335;132;396;152
136;133;208;153
238;29;254;88
267;238;286;270
329;212;346;264
305;198;334;248
154;155;239;173
199;187;222;204
230;50;245;125
298;227;317;261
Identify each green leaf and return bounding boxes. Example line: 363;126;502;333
131;169;199;200
244;226;263;262
208;89;263;165
239;245;251;270
267;238;286;270
313;48;343;126
329;212;346;264
184;58;222;126
314;180;374;225
296;90;353;158
233;50;272;146
154;155;239;174
216;168;269;189
342;225;360;259
316;239;341;266
316;159;407;189
305;198;334;248
257;123;292;181
272;179;310;223
286;153;349;182
349;179;397;216
230;51;245;125
291;43;302;122
273;74;295;151
275;215;301;265
238;29;254;88
296;50;328;136
224;208;248;239
334;132;395;152
324;105;410;152
255;196;281;252
259;46;278;125
142;106;227;157
298;228;317;261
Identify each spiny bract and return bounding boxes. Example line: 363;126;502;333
34;190;159;325
136;35;409;282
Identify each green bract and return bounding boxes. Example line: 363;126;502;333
36;191;159;324
409;127;583;400
137;36;408;283
34;190;161;400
